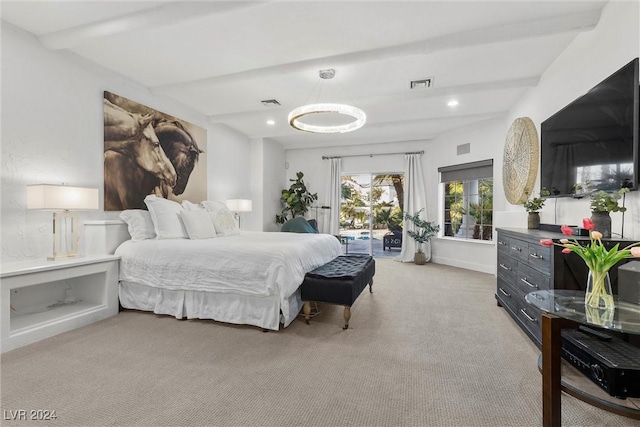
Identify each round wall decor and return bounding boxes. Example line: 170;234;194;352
502;117;539;205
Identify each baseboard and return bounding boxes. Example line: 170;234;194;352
431;256;495;275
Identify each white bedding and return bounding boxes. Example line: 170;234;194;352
115;231;342;328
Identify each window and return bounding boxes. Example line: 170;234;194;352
439;160;493;241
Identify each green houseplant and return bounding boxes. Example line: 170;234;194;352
404;209;440;265
589;189;628;238
275;171;318;225
522;188;550;229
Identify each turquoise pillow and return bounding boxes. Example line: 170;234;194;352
281;217;318;233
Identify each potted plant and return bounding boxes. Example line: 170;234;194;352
275;171;318;225
522;188;550;229
403;209;440;265
589;189;628;238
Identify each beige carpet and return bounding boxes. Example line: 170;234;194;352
0;259;633;427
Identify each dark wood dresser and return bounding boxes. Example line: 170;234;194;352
495;228;633;347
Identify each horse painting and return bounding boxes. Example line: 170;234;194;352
103;92;207;211
155;120;203;195
104;98;177;210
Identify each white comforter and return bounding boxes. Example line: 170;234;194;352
115;231;342;301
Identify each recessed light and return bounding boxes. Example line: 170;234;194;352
266;119;275;126
447;100;459;107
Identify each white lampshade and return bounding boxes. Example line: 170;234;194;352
225;199;252;212
27;184;99;210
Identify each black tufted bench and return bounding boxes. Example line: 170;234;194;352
300;255;375;329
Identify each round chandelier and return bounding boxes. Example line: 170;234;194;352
288;69;366;134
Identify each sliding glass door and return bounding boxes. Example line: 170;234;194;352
339;173;403;257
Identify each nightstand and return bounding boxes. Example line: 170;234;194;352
1;255;120;353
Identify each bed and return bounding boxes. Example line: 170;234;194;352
113;230;341;330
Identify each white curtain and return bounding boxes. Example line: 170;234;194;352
323;157;342;235
397;153;428;262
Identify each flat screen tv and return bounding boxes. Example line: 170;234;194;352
540;58;639;197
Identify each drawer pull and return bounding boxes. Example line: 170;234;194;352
511;246;522;252
498;241;507;246
499;263;512;271
520;277;538;289
520;308;538;323
529;253;543;260
499;287;511;297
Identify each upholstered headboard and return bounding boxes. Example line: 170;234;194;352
84;220;130;255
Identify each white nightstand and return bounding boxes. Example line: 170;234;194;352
1;255;120;353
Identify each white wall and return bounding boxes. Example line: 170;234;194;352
249;137;285;232
0;24;252;262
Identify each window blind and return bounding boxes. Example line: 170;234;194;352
438;159;493;182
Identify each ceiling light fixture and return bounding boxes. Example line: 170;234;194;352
447;99;459;107
266;119;275;126
288;69;366;134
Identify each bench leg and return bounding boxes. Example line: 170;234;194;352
343;306;351;330
369;278;374;293
303;301;311;325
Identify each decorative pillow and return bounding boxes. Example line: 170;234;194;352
202;200;240;236
144;195;188;239
201;200;228;213
182;200;206;212
281;217;318;234
119;210;156;241
180;210;217;239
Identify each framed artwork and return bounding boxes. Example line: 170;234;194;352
103;91;207;211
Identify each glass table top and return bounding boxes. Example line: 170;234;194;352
526;290;640;335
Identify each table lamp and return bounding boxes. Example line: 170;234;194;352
27;184;99;260
225;199;252;228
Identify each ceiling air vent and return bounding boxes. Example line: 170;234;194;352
410;77;434;89
261;99;281;106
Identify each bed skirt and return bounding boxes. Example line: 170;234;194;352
119;281;303;331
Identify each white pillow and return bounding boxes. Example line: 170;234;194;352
180;210;217;239
209;208;240;236
202;200;240;236
182;200;206;212
201;200;227;212
144;195;188;239
119;210;156;241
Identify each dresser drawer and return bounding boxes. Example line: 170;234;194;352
497;236;510;255
527;242;551;274
508;239;529;262
496;277;519;314
497;255;517;283
516;299;543;343
516;262;550;294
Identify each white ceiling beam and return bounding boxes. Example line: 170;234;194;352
152;9;600;93
38;1;268;50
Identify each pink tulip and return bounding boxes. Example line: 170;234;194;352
562;248;571;254
591;231;603;240
583;218;594;230
560;238;569;244
631;247;640;257
540;239;554;247
560;225;574;236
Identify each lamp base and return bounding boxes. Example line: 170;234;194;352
50;211;79;261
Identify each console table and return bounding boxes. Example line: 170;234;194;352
526;290;640;427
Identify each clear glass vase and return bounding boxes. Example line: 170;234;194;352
585;270;615;310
